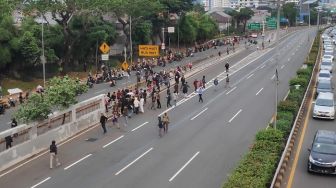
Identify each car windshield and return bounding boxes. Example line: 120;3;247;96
312;143;336;155
322;61;332;66
316;98;334;107
318;82;332;89
319;73;330;78
324;55;332;59
324;52;333;56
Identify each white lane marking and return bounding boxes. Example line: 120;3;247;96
288;58;290;62
190;108;208;120
64;154;92;170
256;88;264;96
131;122;149;132
169;151;200;182
226;87;237;95
115;147;153;175
30;177;51;188
246;74;254;79
102;135;124;148
229;109;242;123
260;64;266;69
271;74;275;80
94;89;106;94
280;65;285;69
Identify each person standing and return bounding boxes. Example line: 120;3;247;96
202;75;206;89
112;111;119;129
218;51;221;56
100;113;108;134
182;82;189;98
162;113;170;133
172;91;178;106
151;94;156;110
174;83;179;95
197;87;204;103
156;92;161;109
181;75;186;86
5;135;13;149
225;74;230;88
166;92;172;108
193;79;198;91
225;62;230;73
49;140;61;169
158;116;164;137
123;106;129;126
133;97;140;114
139;97;144;113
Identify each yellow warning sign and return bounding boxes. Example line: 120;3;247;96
138;45;160;57
99;42;110;54
121;61;129;70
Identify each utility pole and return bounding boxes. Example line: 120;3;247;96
308;3;311;28
41;15;46;88
274;0;281;129
162;27;165;51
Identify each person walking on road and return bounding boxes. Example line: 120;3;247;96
202;75;206;89
151;94;156;110
162;113;170;133
49;140;61;169
166;92;172;108
158;116;164;137
225;62;230;73
173;91;178;106
133;97;140;114
225;74;230;88
123;106;129;126
156;92;161;109
182;82;190;98
218;51;221;56
193;79;198;91
139;97;144;113
197;87;204;103
5;135;13;149
214;78;219;91
112;111;119;129
100;113;108;134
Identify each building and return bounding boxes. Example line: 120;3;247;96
206;8;232;31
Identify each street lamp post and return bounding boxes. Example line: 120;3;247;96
41;15;46;88
274;0;281;129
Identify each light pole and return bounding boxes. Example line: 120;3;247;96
41;14;46;88
274;0;281;129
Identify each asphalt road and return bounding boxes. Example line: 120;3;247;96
285;34;336;188
0;28;316;188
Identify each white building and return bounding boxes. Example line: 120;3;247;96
204;0;265;9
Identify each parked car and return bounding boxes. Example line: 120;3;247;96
323;55;334;62
316;79;333;96
320;60;333;73
308;130;336;174
324;50;334;60
313;92;335;120
318;70;332;83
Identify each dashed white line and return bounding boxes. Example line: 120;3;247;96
226;87;237;95
30;177;51;188
288;58;290;61
256;88;264;96
229;109;242;123
131;122;149;132
246;74;254;79
102;135;124;148
64;154;92;170
260;64;266;69
280;65;285;69
169;151;200;182
271;74;276;80
115;147;153;176
190;108;208;120
94;89;105;94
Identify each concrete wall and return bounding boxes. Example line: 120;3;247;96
0;94;105;172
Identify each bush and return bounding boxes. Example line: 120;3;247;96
277;110;294;122
287;88;304;104
276;119;292;134
278;100;298;115
289;77;308;88
296;68;312;77
256;129;283;143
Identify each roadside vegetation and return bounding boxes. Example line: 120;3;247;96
223;31;321;187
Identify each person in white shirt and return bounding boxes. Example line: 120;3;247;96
133;97;140;114
139;97;144;113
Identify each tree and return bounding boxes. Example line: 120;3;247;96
133;20;153;45
178;14;197;44
283;3;297;26
18;31;41;66
15;93;51;123
237;8;254;33
197;14;218;41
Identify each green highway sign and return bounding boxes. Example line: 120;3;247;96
248;23;261;30
267;19;277;29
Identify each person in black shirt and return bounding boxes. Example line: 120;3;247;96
49;140;61;169
5;135;13;149
100;113;108;134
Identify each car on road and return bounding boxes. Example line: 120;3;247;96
312;92;335;120
316;79;333;96
320;60;333;73
318;70;332;82
308;130;336;174
324;50;334;60
251;33;258;38
323;55;334;62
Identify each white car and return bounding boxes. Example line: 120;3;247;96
313;92;335;120
318;70;332;82
323;55;334;62
324;45;334;49
320;60;333;73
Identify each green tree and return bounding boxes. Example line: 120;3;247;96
18;31;41;65
179;14;197;44
197;14;218;41
133;20;153;45
237;8;254;32
0;12;18;69
283;3;297;26
15;93;52;123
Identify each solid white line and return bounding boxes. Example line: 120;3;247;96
256;88;264;96
260;64;266;69
30;177;51;188
226;87;237;95
280;65;285;69
115;147;153;176
131;122;149;132
169;151;200;182
271;74;275;80
102;135;124;148
94;89;105;94
246;74;254;79
64;154;92;170
190;108;208;120
229;109;242;123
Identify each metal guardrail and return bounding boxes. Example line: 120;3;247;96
270;30;322;188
